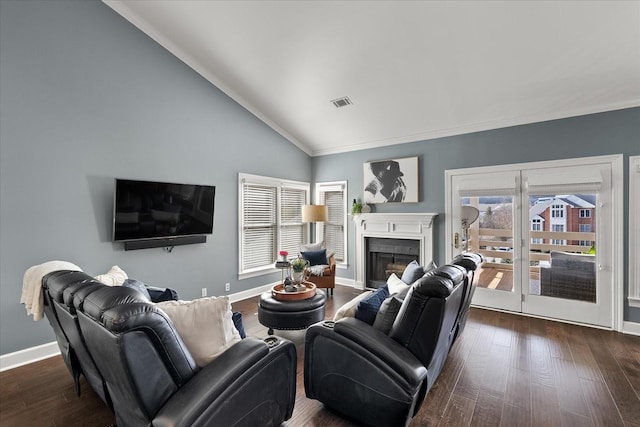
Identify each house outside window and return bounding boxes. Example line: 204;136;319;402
315;181;347;266
238;173;309;279
579;209;591;218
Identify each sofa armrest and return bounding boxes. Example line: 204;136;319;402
154;336;296;427
334;317;427;387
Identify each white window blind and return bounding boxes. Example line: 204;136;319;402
316;181;347;266
324;190;345;261
239;174;309;278
241;183;276;271
280;187;306;258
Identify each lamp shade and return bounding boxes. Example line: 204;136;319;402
302;205;328;223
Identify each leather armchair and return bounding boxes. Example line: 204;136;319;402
304;263;472;427
305;254;336;295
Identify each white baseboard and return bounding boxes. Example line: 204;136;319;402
3;280;360;372
0;341;60;372
622;320;640;336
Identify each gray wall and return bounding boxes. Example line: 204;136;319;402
0;0;310;354
313;108;640;322
1;0;638;357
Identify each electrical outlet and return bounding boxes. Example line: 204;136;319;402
225;283;230;292
201;287;207;297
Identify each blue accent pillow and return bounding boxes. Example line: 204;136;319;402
146;286;179;302
122;279;151;301
401;260;425;285
355;285;390;325
301;249;328;266
232;312;246;339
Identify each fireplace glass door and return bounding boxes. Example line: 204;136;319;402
365;237;419;289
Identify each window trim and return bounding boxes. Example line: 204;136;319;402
238;173;309;280
629;156;640;308
315;181;348;269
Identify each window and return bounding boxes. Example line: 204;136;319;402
239;174;309;279
315;181;347;266
552;224;565;245
579;223;591;246
579;209;591;218
552;204;564;218
531;218;542;244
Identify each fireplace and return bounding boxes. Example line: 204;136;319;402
365;238;420;289
354;213;438;290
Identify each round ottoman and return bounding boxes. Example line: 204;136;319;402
258;290;326;335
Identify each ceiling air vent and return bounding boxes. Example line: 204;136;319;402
331;96;353;108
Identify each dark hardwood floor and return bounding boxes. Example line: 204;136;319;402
1;285;639;426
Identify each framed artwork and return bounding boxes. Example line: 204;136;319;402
363;156;418;203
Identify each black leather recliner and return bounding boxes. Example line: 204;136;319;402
304;257;482;427
42;271;297;427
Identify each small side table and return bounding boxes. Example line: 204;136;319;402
275;261;291;283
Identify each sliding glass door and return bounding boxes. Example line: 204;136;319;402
447;159;616;328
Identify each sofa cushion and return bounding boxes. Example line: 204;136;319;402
386;273;410;295
156;296;241;368
94;265;128;286
301;249;328;266
333;291;373;321
373;295;403;334
355;286;390;325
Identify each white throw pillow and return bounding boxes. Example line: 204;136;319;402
300;241;324;252
94;265;128;286
333;291;373;321
387;273;410;295
156;296;241;368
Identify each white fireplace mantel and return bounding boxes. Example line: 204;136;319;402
354;212;438;290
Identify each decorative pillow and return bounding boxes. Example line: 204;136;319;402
146;286;180;303
95;265;128;286
300;241;324;252
122;279;151;301
232;311;246;339
333;291;373;321
156;296;241;368
401;260;424;285
301;249;328;266
355;286;390;325
386;273;410;295
373;296;403;334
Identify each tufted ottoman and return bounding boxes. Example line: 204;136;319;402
258;290;326;335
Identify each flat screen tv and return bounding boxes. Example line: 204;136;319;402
113;179;215;243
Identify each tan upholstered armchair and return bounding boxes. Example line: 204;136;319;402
305;254;336;296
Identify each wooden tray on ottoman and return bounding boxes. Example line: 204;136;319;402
271;282;317;301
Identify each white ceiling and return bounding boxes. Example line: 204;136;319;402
103;1;640;157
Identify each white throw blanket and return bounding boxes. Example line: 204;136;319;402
21;261;82;321
307;264;329;276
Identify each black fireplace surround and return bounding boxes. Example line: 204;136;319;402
365;237;420;289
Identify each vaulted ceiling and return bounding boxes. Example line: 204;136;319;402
103;1;640;156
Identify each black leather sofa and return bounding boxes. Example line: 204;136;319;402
42;270;297;427
304;253;482;427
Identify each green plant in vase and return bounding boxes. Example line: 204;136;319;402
290;257;309;285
